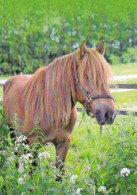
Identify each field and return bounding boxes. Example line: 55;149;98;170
0;110;137;194
1;0;137;193
111;63;137;76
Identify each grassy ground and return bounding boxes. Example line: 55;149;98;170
112;90;137;109
110;62;137;76
0;75;12;80
0;109;137;194
0;88;3;98
110;63;137;110
110;78;137;84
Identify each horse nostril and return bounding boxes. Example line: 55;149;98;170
105;110;115;124
95;110;116;125
105;111;111;122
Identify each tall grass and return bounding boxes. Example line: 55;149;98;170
0;109;137;194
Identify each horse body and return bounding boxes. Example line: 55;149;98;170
4;75;29;130
3;41;117;178
4;73;76;142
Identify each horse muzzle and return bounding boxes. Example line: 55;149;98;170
95;109;117;125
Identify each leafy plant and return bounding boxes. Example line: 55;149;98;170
0;107;137;194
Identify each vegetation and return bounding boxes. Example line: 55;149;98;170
0;0;137;194
112;90;137;110
0;109;137;194
0;0;137;74
111;62;137;76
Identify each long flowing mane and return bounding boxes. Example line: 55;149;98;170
23;49;112;126
78;49;113;93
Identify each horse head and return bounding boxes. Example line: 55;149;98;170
74;40;117;125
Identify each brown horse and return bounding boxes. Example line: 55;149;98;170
4;40;117;178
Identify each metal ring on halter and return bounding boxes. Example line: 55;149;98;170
86;94;92;103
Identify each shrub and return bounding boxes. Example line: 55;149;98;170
0;63;12;74
121;47;137;64
109;54;121;65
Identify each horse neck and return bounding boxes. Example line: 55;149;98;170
25;54;77;126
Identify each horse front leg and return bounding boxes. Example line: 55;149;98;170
55;137;71;181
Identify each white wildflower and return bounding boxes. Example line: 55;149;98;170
26;153;33;158
22;143;29;149
97;164;101;170
76;188;83;194
120;168;130;177
15;135;29;152
23;173;29;179
16;135;27;143
7;155;16;163
98;186;106;193
18;153;33;173
18;177;25;184
86;179;94;187
0;150;7;156
18;166;25;173
45;142;54;150
38;151;50;167
19;153;33;163
87;166;91;171
38;151;50;160
70;175;78;184
15;146;19;152
21;193;25;195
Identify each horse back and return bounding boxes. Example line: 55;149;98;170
3;75;31;127
4;75;30;97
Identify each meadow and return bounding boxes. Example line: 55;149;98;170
0;109;137;194
111;63;137;76
0;0;137;194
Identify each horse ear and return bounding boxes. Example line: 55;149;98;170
79;40;86;57
96;40;105;55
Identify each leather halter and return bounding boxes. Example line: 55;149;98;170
73;53;114;117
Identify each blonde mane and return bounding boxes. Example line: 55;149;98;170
24;49;112;126
75;48;112;94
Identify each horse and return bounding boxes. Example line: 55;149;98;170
3;40;117;179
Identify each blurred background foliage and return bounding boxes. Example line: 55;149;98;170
0;0;137;74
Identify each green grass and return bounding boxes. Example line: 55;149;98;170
110;78;137;84
0;88;3;98
112;90;137;109
111;62;137;76
0;75;12;80
0;109;137;194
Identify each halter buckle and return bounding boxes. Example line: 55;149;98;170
86;94;92;103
